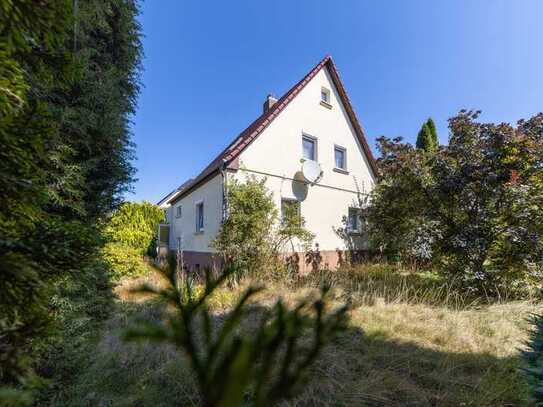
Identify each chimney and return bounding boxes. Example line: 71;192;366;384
263;94;278;113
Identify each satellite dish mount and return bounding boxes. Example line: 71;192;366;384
301;160;323;185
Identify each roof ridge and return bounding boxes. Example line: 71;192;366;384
167;55;376;205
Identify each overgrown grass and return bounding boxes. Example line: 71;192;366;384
298;263;536;309
45;262;542;406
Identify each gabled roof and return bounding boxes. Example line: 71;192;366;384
167;55;377;205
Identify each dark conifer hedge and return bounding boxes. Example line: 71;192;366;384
0;1;142;403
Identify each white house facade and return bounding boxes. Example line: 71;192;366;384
158;56;378;272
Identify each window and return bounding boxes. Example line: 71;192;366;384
302;135;317;161
348;207;361;233
158;224;170;246
195;201;204;232
334;146;347;170
321;87;330;104
176;205;182;218
281;198;301;226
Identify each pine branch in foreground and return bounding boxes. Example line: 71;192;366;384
124;266;348;407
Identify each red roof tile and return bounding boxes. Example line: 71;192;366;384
167;55;377;205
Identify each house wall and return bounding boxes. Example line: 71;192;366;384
169;174;223;254
234;66;375;254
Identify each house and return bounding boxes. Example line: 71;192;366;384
157;55;378;272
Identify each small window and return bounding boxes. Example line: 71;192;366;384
348;207;361;233
334;146;347;170
176;205;182;218
321;87;330;104
159;224;170;245
302;135;317;161
281;199;301;227
195;202;204;232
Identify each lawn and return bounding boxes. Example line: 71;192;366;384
46;264;541;406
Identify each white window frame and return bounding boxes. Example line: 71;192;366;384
334;145;347;171
347;207;362;234
321;87;331;104
302;133;318;162
176;205;182;218
195;200;204;233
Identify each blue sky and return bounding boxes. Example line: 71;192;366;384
130;0;542;203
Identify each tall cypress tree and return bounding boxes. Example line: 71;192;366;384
60;0;142;219
426;117;439;148
33;0;141;220
416;123;434;151
416;118;439;152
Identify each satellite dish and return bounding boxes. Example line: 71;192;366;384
291;176;308;201
301;160;322;184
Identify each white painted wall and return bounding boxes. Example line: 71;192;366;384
169;174;223;252
234;66;375;252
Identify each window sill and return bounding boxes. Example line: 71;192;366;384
333;167;349;175
194;230;205;235
320;100;332;109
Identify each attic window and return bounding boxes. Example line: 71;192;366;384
320;87;332;108
321;87;330;103
176;205;182;218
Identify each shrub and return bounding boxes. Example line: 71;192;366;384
101;201;163;280
102;243;148;281
104;201;164;256
367;111;543;297
213;176;313;280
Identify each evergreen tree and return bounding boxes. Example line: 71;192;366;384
1;2;72;402
0;1;142;402
426;117;439;148
416;122;434;151
416;118;439;152
58;0;142;219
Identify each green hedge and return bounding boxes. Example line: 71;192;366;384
104;201;164;256
102;243;148;281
